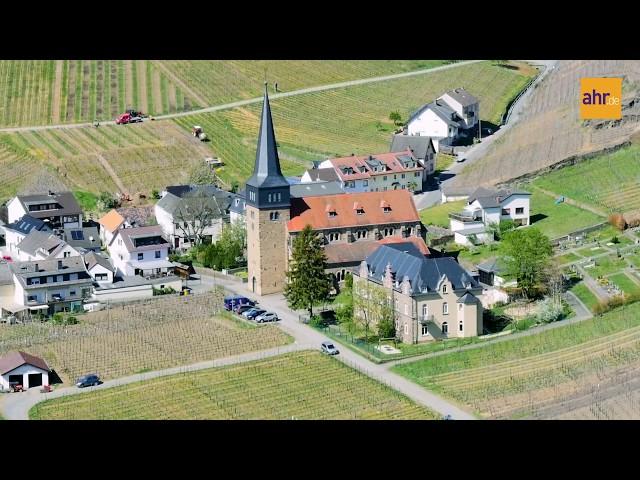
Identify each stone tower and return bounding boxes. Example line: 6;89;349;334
245;84;291;295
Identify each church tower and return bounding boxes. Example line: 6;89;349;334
245;84;290;295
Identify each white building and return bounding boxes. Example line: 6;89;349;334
10;257;94;315
2;215;52;255
83;251;116;285
448;187;532;246
154;185;232;251
7;191;83;229
108;225;173;277
15;229;80;261
0;351;50;391
406;88;479;152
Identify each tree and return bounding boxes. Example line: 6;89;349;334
188;162;218;186
500;228;553;299
284;225;332;318
173;187;221;249
608;213;626;231
97;192;120;211
389;111;402;126
352;279;394;342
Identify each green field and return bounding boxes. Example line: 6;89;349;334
608;273;640;296
570;282;600;312
420;200;466;228
588;255;628;278
392;301;640;418
555;252;583;264
577;246;607;257
527;190;604;239
73;190;98;212
435;153;456;174
30;351;438;420
532;144;640;214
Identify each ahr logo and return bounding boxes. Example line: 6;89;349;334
580;78;622;119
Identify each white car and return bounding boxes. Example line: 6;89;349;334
321;341;339;355
255;312;279;323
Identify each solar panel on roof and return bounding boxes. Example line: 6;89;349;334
70;230;84;241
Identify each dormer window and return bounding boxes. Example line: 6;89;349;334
328;211;337;218
383;207;391;213
442;284;448;294
356;208;364;215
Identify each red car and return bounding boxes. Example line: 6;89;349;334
2;255;12;262
115;113;143;125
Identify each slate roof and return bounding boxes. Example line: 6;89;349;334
441;88;479;108
468;187;531;208
156;185;231;219
63;226;100;250
229;192;246;215
389;134;435;160
16;230;68;258
290;182;345;198
323;236;430;266
0;351;50;375
363;243;478;295
4;215;51;235
457;291;479;304
407;100;463;127
113;226;169;253
287;190;419;232
303;168;340;183
16;191;82;219
476;257;504;274
10;256;91;288
84;251;115;272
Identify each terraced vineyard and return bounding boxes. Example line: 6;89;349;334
532;144;640;214
30;351;438;420
0;291;292;385
393;302;640;419
0;60;198;127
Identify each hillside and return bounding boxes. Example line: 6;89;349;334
451;60;640;189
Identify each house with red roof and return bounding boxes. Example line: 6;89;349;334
0;351;50;391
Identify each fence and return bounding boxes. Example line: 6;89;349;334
551;222;608;246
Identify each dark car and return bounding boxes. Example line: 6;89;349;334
76;374;101;388
245;309;266;320
235;304;255;315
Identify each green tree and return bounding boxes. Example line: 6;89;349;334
284;225;332;318
500;228;553;298
389;111;402;126
353;279;394;343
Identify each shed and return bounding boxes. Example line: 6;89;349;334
0;351;50;391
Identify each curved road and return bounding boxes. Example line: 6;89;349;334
0;60;483;134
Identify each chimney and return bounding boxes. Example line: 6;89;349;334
34;263;39;272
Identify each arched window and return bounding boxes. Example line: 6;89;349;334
442;322;448;334
443;302;449;315
422;304;428;317
270;211;279;221
442;284;448;294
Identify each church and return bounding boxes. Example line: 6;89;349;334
246;84;429;296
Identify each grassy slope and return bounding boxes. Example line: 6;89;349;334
570;282;600;312
420;201;466;228
30;351;437;420
608;273;640;295
528;190;604;239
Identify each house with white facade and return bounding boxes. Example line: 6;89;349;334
10;257;94;315
155;185;232;251
406;88;479;152
2;215;51;255
0;351;50;391
449;187;532;246
7;191;82;230
107;225;173;278
314;150;430;194
83;251;116;285
15;229;80;261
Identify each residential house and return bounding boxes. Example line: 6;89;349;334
63;226;101;253
0;351;50;391
83;251;116;285
449;187;531;246
229;191;246;225
2;215;51;254
353;242;483;344
155;184;232;251
406;88;479;151
300;167;341;184
315;150;429;193
10;257;94;315
15;229;80;261
98;209;125;246
287;190;425;282
389;134;436;179
107;225;172;278
7;191;82;229
475;257;512;308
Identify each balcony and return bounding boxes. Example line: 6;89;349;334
448;212;481;223
419;314;436;325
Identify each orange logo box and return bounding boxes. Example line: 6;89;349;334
580;78;622;120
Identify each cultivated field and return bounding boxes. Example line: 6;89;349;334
0;60;199;127
29;351;438;420
453;60;640;189
0;291;292;385
531;144;640;214
392;301;640;419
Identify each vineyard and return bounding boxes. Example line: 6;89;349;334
392;301;640;419
173;61;533;184
29;351;438;420
0;291;292;385
0;60;199;127
531;144;640;214
453;60;640;189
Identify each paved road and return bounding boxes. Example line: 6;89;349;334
417;60;559;211
0;60;483;134
1;343;309;420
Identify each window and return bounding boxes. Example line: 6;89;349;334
356;230;367;239
328;211;337;218
363;180;368;187
270;211;280;221
249;191;256;202
328;232;340;242
70;290;76;296
383;207;391;213
277;193;282;202
415;172;420;177
458;303;463;311
250;211;255;219
401;173;405;179
137;253;144;260
356;208;365;215
95;273;108;281
404;304;408;315
516;207;524;214
459;320;464;332
501;208;510;215
268;193;272;202
118;239;122;246
442;284;447;294
421;325;429;336
383;176;387;181
63;251;70;258
394;174;397;180
422;304;428;316
155;250;161;259
30;277;40;285
442;322;448;334
404;324;408;335
443;302;449;315
27;295;37;302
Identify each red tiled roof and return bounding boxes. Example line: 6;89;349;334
0;351;50;375
287;190;419;232
328;150;423;182
323;236;430;266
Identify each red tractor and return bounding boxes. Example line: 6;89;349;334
115;110;145;125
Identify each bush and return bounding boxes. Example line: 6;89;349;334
153;287;177;296
309;315;325;328
536;297;564;323
608;213;627;231
151;189;161;199
65;316;78;325
377;317;395;338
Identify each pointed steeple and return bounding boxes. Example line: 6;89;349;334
246;83;289;192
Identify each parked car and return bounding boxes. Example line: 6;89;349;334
235;304;255;315
224;295;254;311
321;341;339;355
76;374;101;388
456;156;466;163
255;312;279;323
245;309;266;320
